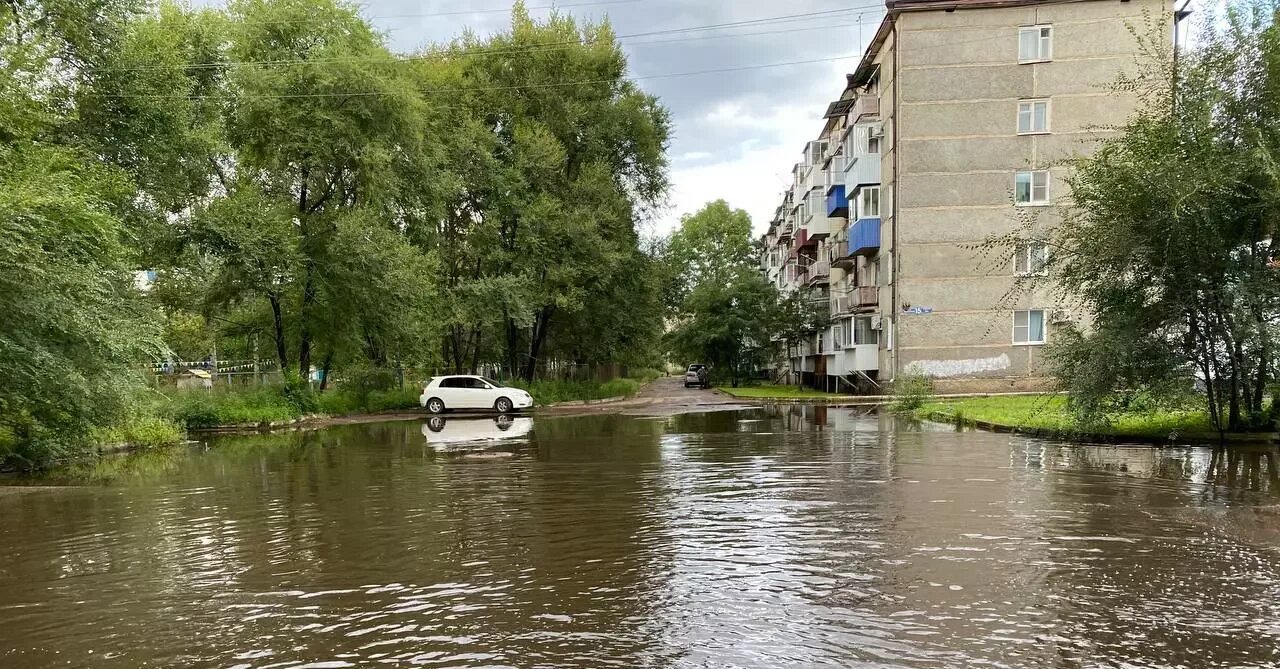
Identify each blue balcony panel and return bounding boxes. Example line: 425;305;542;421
847;218;881;257
825;184;848;218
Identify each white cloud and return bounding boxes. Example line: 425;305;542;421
674;151;714;162
656;58;857;237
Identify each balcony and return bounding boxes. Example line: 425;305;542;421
830;294;851;315
805;260;830;286
829;232;854;269
844;344;879;372
851;285;878;309
848;218;881;257
805;190;831;239
793;228;811;249
851;95;880;122
825;184;848;218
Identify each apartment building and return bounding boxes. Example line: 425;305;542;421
760;0;1172;393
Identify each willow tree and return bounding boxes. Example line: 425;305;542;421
1000;6;1280;432
0;0;164;467
427;3;670;380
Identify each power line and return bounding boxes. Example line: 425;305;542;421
100;52;861;100
93;5;886;72
229;0;648;25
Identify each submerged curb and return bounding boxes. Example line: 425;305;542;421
922;410;1279;446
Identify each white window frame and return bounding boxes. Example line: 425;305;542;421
1018;25;1053;63
1014;170;1050;206
1013;309;1047;345
858;185;881;219
1017;99;1050;134
1015;241;1049;276
866;125;883;154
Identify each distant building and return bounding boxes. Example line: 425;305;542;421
761;0;1173;393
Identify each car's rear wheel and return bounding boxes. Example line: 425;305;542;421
426;398;445;414
494;397;513;414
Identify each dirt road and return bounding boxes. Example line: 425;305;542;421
538;376;752;418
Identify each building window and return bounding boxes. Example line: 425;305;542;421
853;316;879;345
1013;309;1046;345
1017;99;1049;134
866;125;882;154
840;317;853;348
1018;25;1052;63
858;186;881;219
1015;241;1049;275
1014;170;1050;205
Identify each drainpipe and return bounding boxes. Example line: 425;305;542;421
890;15;901;382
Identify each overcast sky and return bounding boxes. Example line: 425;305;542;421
357;0;887;236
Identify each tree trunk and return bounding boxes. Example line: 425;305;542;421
447;326;466;373
522;307;553;383
268;291;289;372
1253;307;1269;416
318;352;334;391
297;262;316;381
505;315;521;381
1190;312;1221;434
470;328;482;375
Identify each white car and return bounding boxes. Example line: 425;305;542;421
419;375;534;414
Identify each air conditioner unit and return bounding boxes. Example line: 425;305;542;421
870;124;885;138
870;314;883;330
1051;309;1073;324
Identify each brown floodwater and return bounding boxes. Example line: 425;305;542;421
1;407;1278;668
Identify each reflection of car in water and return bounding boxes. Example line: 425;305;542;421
421;415;533;447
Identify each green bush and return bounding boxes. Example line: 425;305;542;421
600;378;641;398
315;389;362;415
161;386;300;429
890;371;936;415
93;415;184;450
363;389;419;412
629;367;663;383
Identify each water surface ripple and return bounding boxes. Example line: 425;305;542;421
1;408;1278;668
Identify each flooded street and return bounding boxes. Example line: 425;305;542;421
1;407;1279;668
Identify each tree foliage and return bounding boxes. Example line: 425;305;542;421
0;0;164;467
0;0;671;467
663;200;817;386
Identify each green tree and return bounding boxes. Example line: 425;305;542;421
661;199;756;310
668;267;779;387
0;0;163;467
422;4;670;381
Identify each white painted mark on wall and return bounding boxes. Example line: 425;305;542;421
905;354;1011;378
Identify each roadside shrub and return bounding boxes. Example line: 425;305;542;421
629;367;663;383
890;371;936;415
162;386;299;429
600;378;641;398
363;389;419;412
165;392;221;429
315;390;362;415
94;415;184;450
281;373;319;414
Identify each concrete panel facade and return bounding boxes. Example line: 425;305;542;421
884;0;1170;389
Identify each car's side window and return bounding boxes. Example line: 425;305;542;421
441;378;464;389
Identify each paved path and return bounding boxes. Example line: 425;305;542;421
538;376;752;418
